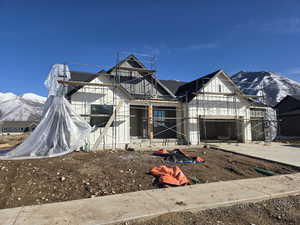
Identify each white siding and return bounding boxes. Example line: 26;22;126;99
186;74;252;144
71;75;130;150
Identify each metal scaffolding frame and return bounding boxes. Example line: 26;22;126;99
61;53;278;150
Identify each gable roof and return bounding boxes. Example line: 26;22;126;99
175;69;251;102
106;54;144;74
176;70;222;102
159;80;187;95
106;55;176;99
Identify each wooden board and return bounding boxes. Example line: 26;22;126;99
118;67;156;73
92;101;124;150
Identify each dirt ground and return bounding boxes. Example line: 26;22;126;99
121;195;300;225
0;134;28;150
0;134;299;210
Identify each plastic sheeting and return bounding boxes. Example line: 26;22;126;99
0;64;91;159
264;108;278;141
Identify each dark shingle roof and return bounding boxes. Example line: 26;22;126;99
290;95;300;102
175;70;222;101
66;70;100;96
159;80;187;95
274;95;300;108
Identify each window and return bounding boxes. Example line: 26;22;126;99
219;84;222;92
153;110;166;127
90;105;113;127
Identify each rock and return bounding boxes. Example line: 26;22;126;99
277;215;282;220
84;182;92;192
175;201;186;206
60;177;66;182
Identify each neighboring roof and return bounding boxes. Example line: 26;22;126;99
281;109;300;116
175;70;222;101
290;95;300;102
159;80;187;95
274;95;300;108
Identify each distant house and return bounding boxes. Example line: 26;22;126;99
0;121;38;135
275;95;300;137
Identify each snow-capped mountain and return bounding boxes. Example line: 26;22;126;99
0;92;46;121
231;71;300;106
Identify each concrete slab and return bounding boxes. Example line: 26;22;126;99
213;142;300;167
144;180;269;212
4;191;165;225
1;173;300;225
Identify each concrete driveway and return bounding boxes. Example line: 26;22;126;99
213;142;300;167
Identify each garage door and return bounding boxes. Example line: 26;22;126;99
199;119;240;141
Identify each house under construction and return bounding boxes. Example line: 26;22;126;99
62;53;275;150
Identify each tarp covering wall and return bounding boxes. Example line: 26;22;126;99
0;64;91;159
264;108;277;141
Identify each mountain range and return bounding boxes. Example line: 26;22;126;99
0;93;46;121
0;71;300;121
231;71;300;106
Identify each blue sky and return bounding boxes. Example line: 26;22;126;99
1;0;300;96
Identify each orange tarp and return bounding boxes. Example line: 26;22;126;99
150;165;190;186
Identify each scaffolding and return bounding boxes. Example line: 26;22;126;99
191;74;278;145
60;53;278;150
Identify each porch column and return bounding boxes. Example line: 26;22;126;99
148;104;153;139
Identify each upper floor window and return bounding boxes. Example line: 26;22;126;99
219;84;222;92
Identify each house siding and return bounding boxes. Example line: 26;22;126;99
185;74;252;145
71;75;131;150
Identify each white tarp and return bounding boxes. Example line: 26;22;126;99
264;108;278;141
0;64;91;159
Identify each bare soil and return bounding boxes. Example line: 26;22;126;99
121;195;300;225
0;134;29;149
0;139;299;210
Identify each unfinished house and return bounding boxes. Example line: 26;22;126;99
64;54;273;150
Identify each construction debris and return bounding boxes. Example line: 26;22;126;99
150;165;190;186
153;149;205;164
